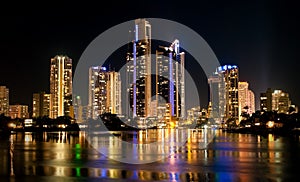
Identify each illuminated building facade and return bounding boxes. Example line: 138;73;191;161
127;18;151;118
89;66;121;119
106;71;122;115
155;39;185;119
32;92;51;118
187;106;201;123
73;95;90;123
89;66;105;119
208;73;226;123
238;82;255;121
9;105;29;119
0;86;9;116
223;65;239;122
272;89;291;114
209;65;239;123
248;90;255;114
97;68;108;115
49;55;73;119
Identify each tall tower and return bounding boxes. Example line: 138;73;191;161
89;66;106;119
0;86;9;116
50;55;72;119
89;66;122;119
155;39;185;118
223;65;239;123
106;71;122;115
248;90;255;114
208;73;226;123
238;81;255;121
127;18;151;118
210;65;239;123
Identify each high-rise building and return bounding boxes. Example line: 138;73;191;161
260;88;273;111
89;66;106;119
9;105;29;119
97;68;108;115
272;90;291;114
73;95;85;123
209;65;239;123
32;92;51;118
248;90;255;114
223;65;239;123
238;81;255;121
89;66;121;119
127;18;151;118
208;73;226;123
0;86;9;116
74;94;90;123
106;71;122;115
155;39;185;118
49;55;73;119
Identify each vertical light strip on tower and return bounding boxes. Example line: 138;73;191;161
133;24;138;117
175;60;179;117
169;52;174;116
180;52;185;118
133;45;137;117
58;56;64;117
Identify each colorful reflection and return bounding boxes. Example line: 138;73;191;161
0;130;299;181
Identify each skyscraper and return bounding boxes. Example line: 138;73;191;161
208;73;226;123
32;92;51;118
89;66;121;119
248;90;255;114
89;66;105;119
49;55;72;119
155;39;185;119
73;95;85;123
223;65;239;123
106;71;122;115
209;65;239;123
238;81;255;121
127;18;151;118
0;86;9;116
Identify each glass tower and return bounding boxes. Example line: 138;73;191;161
127;18;151;118
155;39;185;119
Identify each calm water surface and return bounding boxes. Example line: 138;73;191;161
0;129;299;181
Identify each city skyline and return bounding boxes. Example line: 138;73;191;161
0;1;299;111
0;30;298;116
1;2;300;181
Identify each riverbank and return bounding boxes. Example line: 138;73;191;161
223;126;300;137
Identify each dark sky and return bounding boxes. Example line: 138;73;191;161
0;1;299;112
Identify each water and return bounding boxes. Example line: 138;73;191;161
0;129;299;181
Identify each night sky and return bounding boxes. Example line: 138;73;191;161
0;1;299;112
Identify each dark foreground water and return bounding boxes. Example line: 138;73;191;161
0;129;300;182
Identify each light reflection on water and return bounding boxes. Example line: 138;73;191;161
86;128;215;164
0;129;299;181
